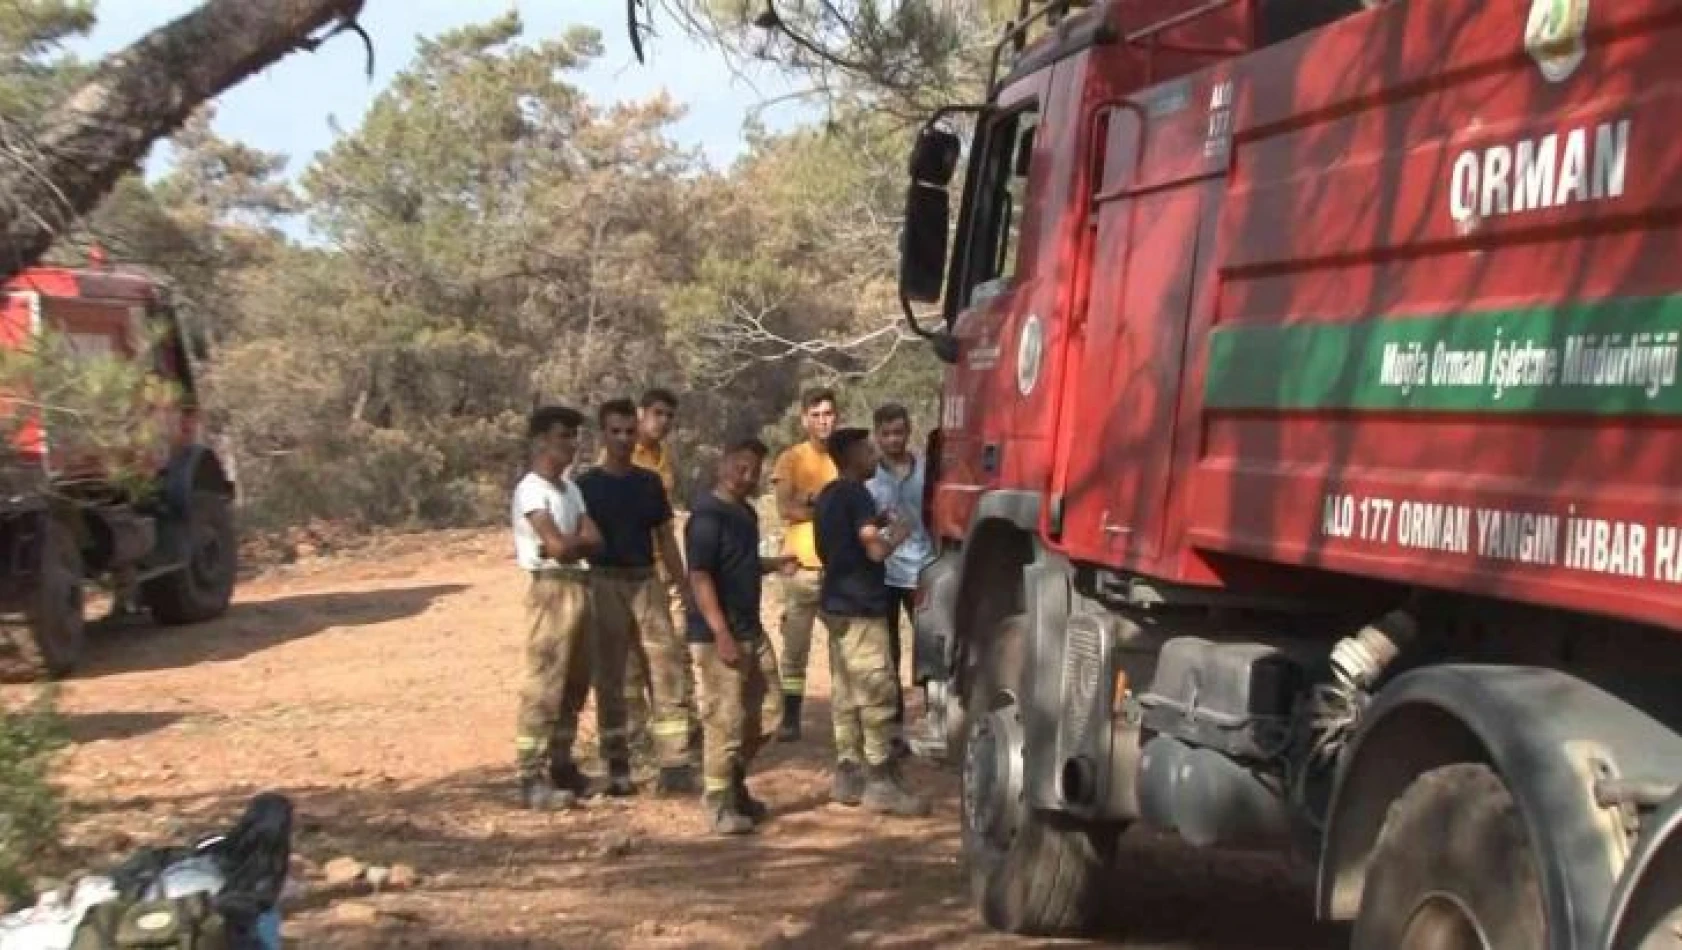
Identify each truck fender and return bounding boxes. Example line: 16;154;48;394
1599;785;1682;950
946;523;1125;818
1317;665;1682;949
162;445;234;516
968;490;1040;535
913;489;1042;684
912;551;961;685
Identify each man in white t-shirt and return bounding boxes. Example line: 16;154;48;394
512;405;604;810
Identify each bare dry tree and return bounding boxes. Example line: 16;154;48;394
694;293;919;384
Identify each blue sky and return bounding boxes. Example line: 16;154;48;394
74;0;815;179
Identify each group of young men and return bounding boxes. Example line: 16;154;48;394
510;385;936;835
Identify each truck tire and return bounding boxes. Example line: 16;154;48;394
1352;762;1545;949
972;805;1120;936
1604;839;1682;950
7;516;86;679
961;613;1117;936
142;490;236;625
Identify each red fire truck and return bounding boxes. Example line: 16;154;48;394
0;262;238;678
894;0;1682;945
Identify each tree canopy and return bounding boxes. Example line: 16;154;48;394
10;4;942;533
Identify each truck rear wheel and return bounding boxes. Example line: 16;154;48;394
7;516;86;679
961;613;1117;935
142;490;236;625
1352;762;1545;949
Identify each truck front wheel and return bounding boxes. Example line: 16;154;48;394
14;517;86;678
142;490;237;625
961;613;1118;935
1352;762;1545;949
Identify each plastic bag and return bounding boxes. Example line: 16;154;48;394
0;877;120;949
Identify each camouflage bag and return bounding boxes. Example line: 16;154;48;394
69;891;228;950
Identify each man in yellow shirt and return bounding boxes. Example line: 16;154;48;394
598;389;694;760
770;387;839;741
623;389;678;498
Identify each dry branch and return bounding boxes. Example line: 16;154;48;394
696;294;916;383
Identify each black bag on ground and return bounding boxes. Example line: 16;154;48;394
68;793;293;950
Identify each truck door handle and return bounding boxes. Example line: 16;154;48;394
982;443;1000;474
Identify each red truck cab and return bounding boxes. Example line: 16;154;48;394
0;262;237;678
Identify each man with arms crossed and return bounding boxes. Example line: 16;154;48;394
578;398;698;794
770;387;839;741
688;438;797;833
815;427;928;816
511;405;603;811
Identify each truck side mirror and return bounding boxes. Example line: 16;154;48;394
909;124;962;187
900;185;950;303
899;125;962;304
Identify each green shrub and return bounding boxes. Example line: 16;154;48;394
0;689;66;901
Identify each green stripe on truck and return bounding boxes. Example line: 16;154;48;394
1205;295;1682;414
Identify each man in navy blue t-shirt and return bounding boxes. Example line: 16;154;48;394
686;438;797;834
578;399;695;796
813;428;928;817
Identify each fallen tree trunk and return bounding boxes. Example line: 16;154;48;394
0;0;367;280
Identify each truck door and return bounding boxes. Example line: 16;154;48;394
1050;93;1208;568
936;75;1050;528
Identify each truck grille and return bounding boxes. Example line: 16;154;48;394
1061;617;1104;754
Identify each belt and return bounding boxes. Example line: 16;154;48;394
528;567;589;581
591;565;657;581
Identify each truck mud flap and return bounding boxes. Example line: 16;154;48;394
912;552;961;685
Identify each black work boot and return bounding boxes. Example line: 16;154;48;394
550;759;591;800
603;758;636;797
520;776;575;811
777;693;803;742
863;759;930;817
831;759;865;807
731;763;768;823
702;791;754;836
656;764;701;795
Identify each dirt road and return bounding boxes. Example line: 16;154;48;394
17;530;1343;948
